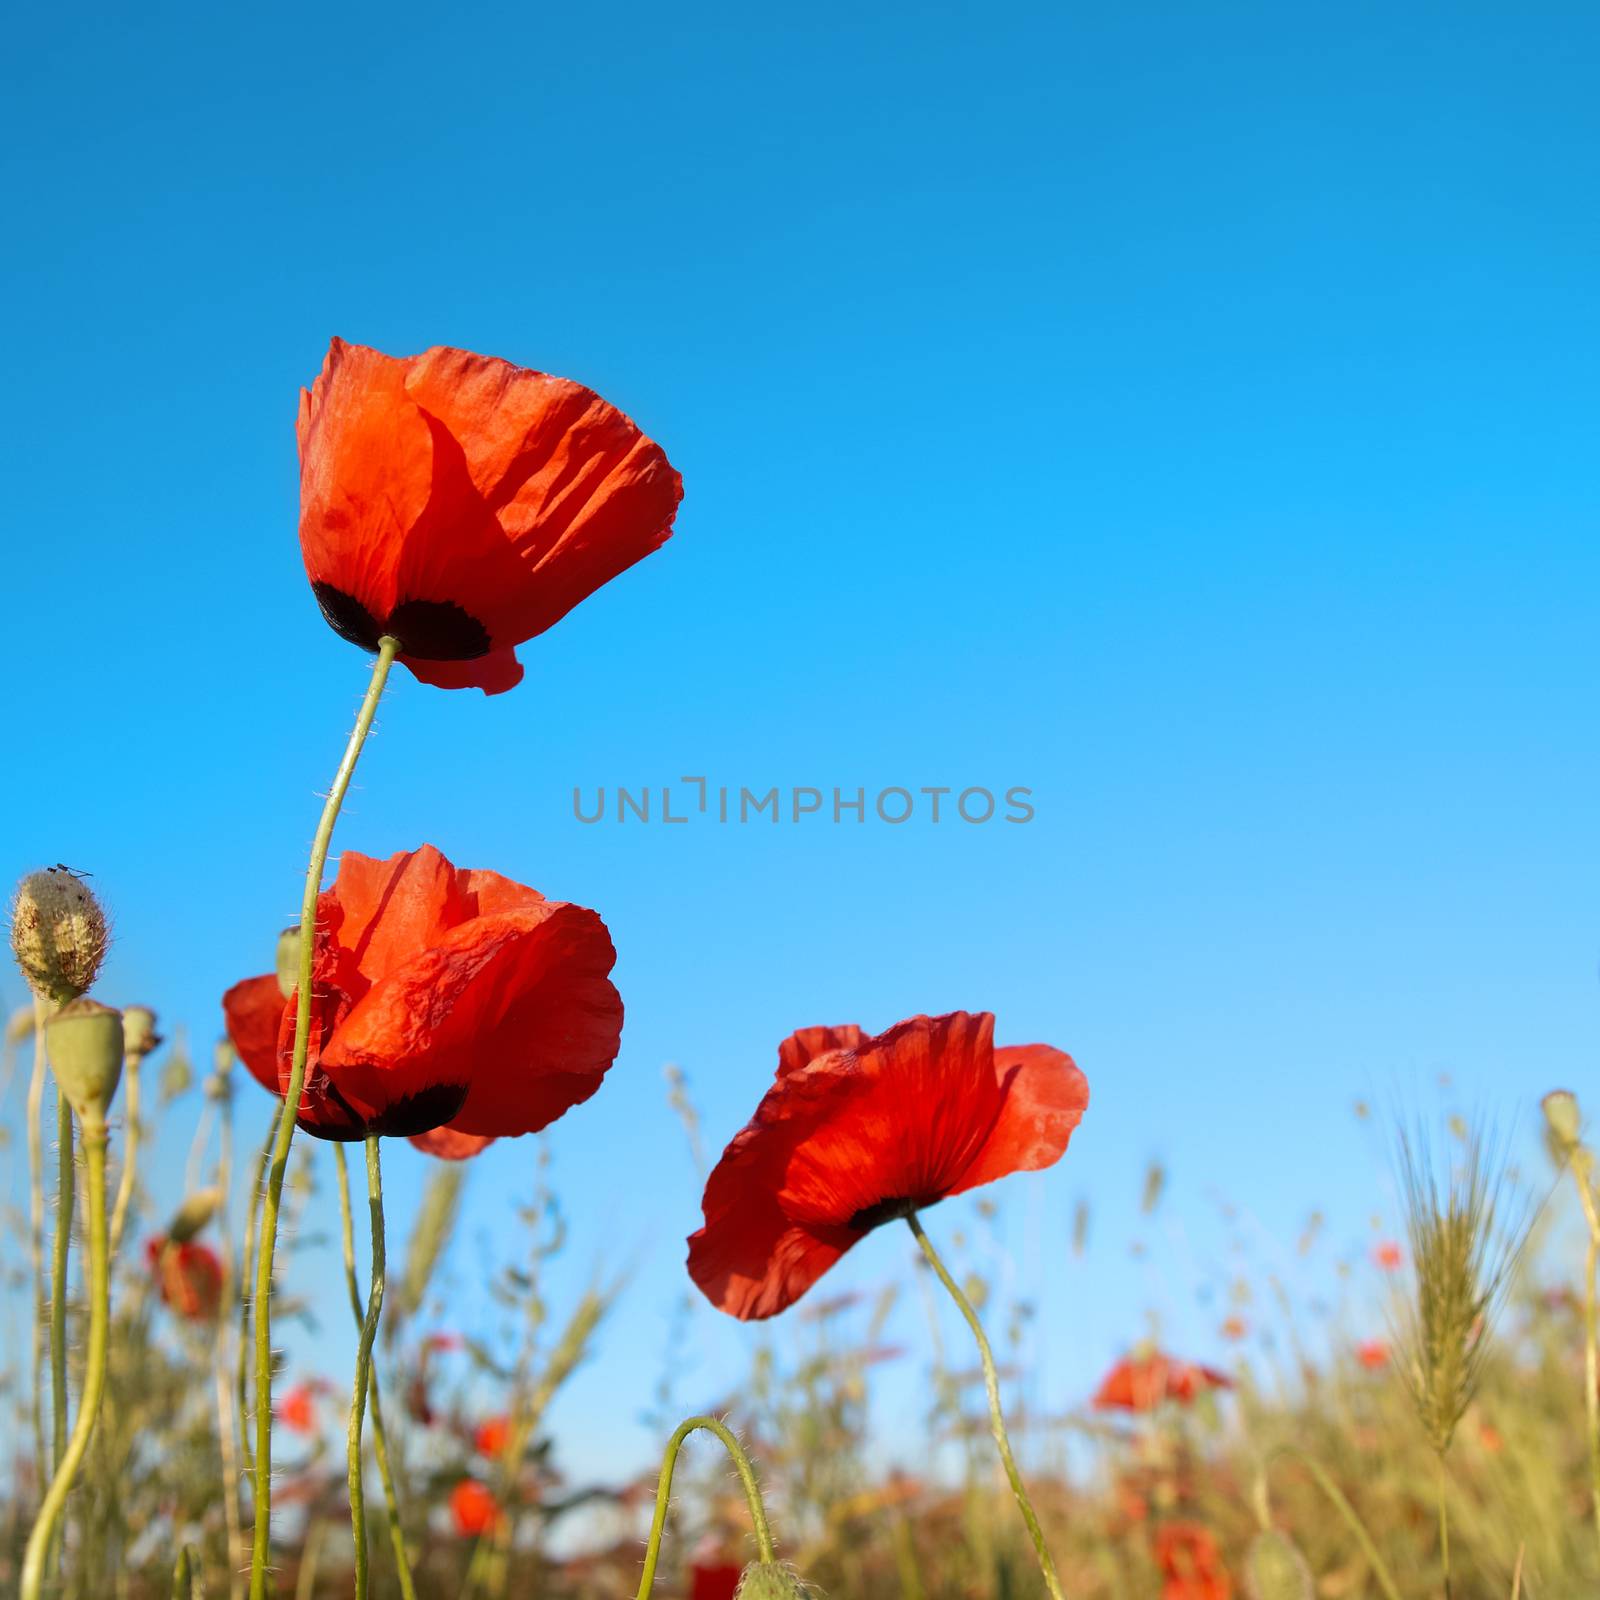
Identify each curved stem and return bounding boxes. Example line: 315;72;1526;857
635;1415;776;1598
108;1045;144;1259
1263;1445;1403;1600
249;636;399;1600
906;1213;1064;1600
341;1138;397;1600
26;996;48;1498
237;1109;277;1489
22;1120;110;1600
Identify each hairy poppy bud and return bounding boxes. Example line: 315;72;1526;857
736;1564;808;1599
122;1006;161;1059
10;868;109;1005
1244;1529;1313;1600
1543;1090;1582;1156
46;998;123;1125
276;925;301;999
168;1187;223;1243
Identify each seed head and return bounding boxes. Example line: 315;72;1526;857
122;1005;161;1059
46;997;124;1125
1542;1090;1583;1163
10;868;109;1004
168;1187;224;1243
276;924;302;998
736;1563;809;1600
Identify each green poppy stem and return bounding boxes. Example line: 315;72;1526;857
26;996;48;1502
342;1137;389;1600
335;1141;414;1600
905;1212;1065;1600
635;1415;776;1598
21;1116;110;1600
108;1038;142;1257
50;1089;73;1472
237;1108;277;1489
249;635;399;1600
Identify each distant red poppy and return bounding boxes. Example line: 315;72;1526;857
1093;1353;1232;1412
449;1477;501;1536
474;1415;512;1457
687;1011;1087;1320
227;845;623;1142
1356;1339;1390;1370
298;339;682;695
1373;1240;1403;1271
410;1126;496;1160
278;1379;330;1435
146;1237;224;1321
222;973;285;1098
689;1563;744;1600
1155;1522;1232;1600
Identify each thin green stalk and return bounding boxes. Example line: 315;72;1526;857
237;1109;277;1487
172;1543;205;1600
1437;1452;1452;1600
108;1043;143;1258
1570;1165;1600;1551
249;635;399;1600
341;1137;400;1600
22;1119;111;1600
906;1212;1064;1600
634;1415;775;1599
50;1089;73;1474
1263;1445;1403;1600
26;995;48;1496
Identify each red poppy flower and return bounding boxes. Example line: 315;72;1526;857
222;973;285;1098
687;1011;1087;1320
449;1478;501;1536
1093;1353;1232;1412
1356;1338;1390;1370
409;1126;496;1160
298;338;682;695
474;1415;512;1457
226;845;623;1143
146;1236;225;1321
1155;1522;1232;1600
690;1563;744;1600
278;1379;330;1436
1373;1240;1404;1271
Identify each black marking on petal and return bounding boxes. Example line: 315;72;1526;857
312;583;382;653
386;599;492;661
369;1081;471;1139
847;1194;938;1234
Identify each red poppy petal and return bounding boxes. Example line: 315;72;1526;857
400;647;525;695
952;1044;1088;1196
409;1126;496;1160
321;903;621;1139
223;974;287;1097
321;846;466;992
777;1022;867;1076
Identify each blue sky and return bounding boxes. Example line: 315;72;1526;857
3;1;1597;1490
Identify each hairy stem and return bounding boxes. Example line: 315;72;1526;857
237;1109;277;1489
249;635;399;1600
907;1212;1065;1600
22;1119;111;1600
635;1415;776;1598
26;996;48;1499
108;1043;144;1259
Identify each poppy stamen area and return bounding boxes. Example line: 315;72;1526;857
849;1195;936;1233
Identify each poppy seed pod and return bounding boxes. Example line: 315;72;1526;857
122;1005;161;1059
46;998;124;1125
10;868;109;1005
167;1187;224;1244
1542;1089;1582;1156
736;1564;809;1600
1244;1529;1313;1600
275;925;301;999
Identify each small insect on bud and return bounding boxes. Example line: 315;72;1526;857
736;1563;809;1600
1244;1529;1313;1600
276;925;302;999
167;1186;224;1243
46;998;124;1126
10;868;110;1005
1543;1090;1583;1157
122;1006;161;1059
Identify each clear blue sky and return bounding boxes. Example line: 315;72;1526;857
3;2;1597;1488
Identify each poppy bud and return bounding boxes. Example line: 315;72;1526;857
46;998;123;1126
1543;1090;1582;1156
735;1564;808;1600
276;925;301;999
122;1006;161;1059
168;1187;223;1243
7;1004;35;1043
10;868;109;1005
1244;1529;1313;1600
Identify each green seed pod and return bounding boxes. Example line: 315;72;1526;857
736;1563;808;1600
276;925;302;999
10;868;110;1005
168;1186;224;1243
46;998;124;1125
1543;1090;1582;1156
1244;1529;1313;1600
122;1005;161;1059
